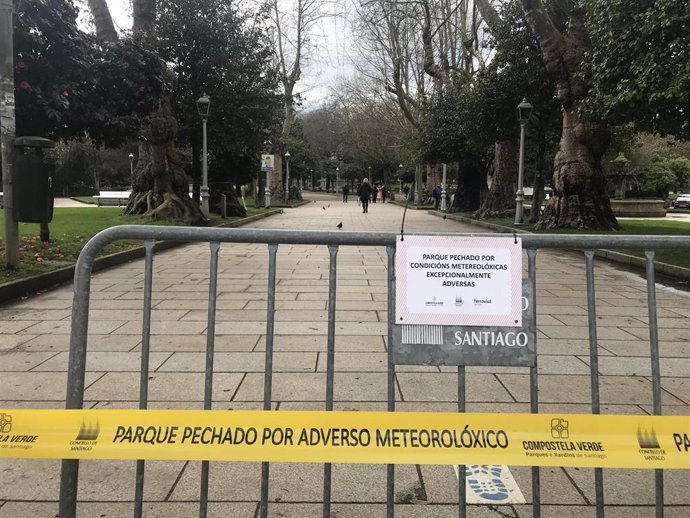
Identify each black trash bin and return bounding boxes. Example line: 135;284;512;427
13;136;56;223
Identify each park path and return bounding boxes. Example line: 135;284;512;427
0;191;688;517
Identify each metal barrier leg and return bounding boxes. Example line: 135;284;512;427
199;242;220;518
386;245;396;518
322;245;339;518
645;251;664;518
527;249;541;518
134;240;155;518
259;244;279;518
457;366;466;518
584;251;605;518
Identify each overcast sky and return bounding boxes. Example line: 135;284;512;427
94;0;354;107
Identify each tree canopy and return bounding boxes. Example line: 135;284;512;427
583;0;690;140
14;0;165;146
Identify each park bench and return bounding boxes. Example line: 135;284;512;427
92;191;131;207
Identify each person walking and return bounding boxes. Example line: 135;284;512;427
359;178;372;213
372;185;378;203
433;184;442;210
342;185;349;203
381;184;387;203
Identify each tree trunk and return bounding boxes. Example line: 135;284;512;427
87;0;117;42
521;1;617;230
529;133;548;223
474;140;517;219
536;108;617;229
451;161;482;212
125;105;202;222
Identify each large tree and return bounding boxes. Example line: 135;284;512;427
157;0;280;215
521;0;617;229
84;0;204;221
471;1;560;219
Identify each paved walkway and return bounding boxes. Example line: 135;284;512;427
0;191;688;517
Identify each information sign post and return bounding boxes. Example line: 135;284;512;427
261;154;274;208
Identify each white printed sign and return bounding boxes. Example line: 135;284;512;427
261;154;274;173
395;235;522;327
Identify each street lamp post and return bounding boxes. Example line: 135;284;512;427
128;153;134;189
284;151;290;203
398;164;403;194
196;93;211;219
514;98;533;226
336;167;339;193
441;163;448;211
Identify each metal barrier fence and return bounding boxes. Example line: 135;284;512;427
59;225;690;518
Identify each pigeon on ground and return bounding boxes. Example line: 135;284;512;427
322;206;326;210
443;215;447;219
337;222;343;229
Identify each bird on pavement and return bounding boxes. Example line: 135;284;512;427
337;222;343;229
443;215;447;219
322;206;326;210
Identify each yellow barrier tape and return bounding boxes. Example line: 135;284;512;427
0;409;688;469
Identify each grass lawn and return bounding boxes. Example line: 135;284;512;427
0;203;269;284
457;213;690;269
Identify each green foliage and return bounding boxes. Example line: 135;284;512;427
639;155;690;196
420;2;560;168
584;0;690;139
157;0;281;185
13;0;166;146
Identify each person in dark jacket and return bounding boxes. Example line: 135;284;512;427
342;185;349;202
359;178;373;213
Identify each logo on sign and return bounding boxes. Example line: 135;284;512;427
75;420;100;441
425;296;444;307
637;427;660;449
551;418;569;439
0;413;12;433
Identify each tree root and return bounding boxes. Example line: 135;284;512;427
124;190;204;224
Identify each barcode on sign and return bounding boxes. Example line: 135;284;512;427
401;325;444;345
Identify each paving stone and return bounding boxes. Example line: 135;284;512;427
19;319;126;335
0;308;71;321
496;374;686;405
30;351;170;372
0;351;58;371
254;335;386;353
396;373;514;403
84;372;244;402
157;352;317;373
317;352;388;372
1;371;102;400
656;377;690;405
114;320;207;335
0;458;60;499
537;325;640;341
599;340;690;358
563;467;690;506
580;356;690;377
233;373;326;402
0;502;257;518
626;327;690;342
132;334;260;352
19;334;141;352
536;339;614;356
245;300;327;311
0;321;40;333
0;334;38;351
